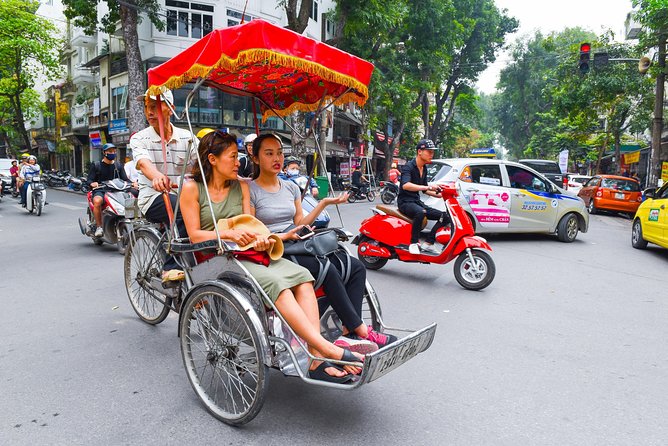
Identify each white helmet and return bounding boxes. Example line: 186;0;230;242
244;133;257;145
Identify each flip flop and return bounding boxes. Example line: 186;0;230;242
340;348;364;364
308;361;352;384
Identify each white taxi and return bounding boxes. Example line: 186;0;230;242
423;158;589;242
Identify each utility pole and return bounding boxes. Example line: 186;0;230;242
649;34;666;187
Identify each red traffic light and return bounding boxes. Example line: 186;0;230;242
580;43;591;53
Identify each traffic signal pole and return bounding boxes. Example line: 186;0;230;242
649;34;666;188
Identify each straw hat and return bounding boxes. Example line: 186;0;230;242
217;214;284;260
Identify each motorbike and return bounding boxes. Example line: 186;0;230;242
68;176;84;191
379;181;399;204
78;179;137;254
289;175;331;229
25;175;47;216
347;183;375;202
44;169;72;187
352;182;496;290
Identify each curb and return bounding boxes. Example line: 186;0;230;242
52;186;87;195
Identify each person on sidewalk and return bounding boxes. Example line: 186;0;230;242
397;139;450;255
87;143;132;237
130;88;198;283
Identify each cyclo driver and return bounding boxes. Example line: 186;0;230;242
397;139;451;255
87;143;133;237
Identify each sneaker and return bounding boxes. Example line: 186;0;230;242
334;335;379;354
365;328;398;349
94;226;104;237
408;243;420;255
420;242;441;255
161;269;185;283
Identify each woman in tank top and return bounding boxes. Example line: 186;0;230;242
179;130;364;383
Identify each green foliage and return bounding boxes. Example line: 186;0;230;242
633;0;668;52
63;0;164;35
0;0;63;149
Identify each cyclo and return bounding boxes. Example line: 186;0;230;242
123;20;436;426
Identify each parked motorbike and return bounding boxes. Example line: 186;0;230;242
25;175;47;216
347;184;375;202
379;181;399;204
44;169;72;187
68;176;84;191
288;175;331;229
78;179;137;254
352;183;495;290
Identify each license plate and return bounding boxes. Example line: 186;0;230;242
363;324;437;383
615;193;625;199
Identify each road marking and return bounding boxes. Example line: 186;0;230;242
49;202;85;210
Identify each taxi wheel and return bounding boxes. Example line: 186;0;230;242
587;199;597;214
557;213;579;243
631;219;648;249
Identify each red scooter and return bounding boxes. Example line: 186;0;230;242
352;183;495;290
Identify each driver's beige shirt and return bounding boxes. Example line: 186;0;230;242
129;124;198;214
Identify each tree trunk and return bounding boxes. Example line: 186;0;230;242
290;111;307;158
285;0;311;33
384;122;405;178
614;132;621;175
120;3;146;135
9;92;32;151
649;33;666;187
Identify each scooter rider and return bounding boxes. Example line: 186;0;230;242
397;139;450;255
19;156;41;207
87;143;133;237
239;133;256;178
279;156;319;198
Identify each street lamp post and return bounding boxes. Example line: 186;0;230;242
648;34;666;187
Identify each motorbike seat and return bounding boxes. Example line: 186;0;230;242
375;205;427;228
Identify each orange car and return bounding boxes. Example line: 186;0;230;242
578;175;642;216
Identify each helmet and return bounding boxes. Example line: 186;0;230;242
28;155;37;161
244;133;257;145
391;162;397;168
20;153;29;160
102;143;116;151
197;128;215;139
284;156;301;167
416;139;436;151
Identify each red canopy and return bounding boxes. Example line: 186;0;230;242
147;20;374;120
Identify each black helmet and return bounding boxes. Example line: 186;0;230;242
416;139;436;151
284;156;301;167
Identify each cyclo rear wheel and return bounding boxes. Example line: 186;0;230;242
180;285;268;426
124;228;170;324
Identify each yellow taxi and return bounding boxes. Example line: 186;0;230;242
632;182;668;250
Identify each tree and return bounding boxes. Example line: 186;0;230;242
281;0;311;34
62;0;164;134
0;0;61;151
633;0;668;186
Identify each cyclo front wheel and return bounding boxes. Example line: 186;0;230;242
180;285;268;426
124;228;170;324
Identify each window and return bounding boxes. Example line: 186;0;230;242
310;0;319;21
166;1;214;38
506;165;547;191
462;164;502;186
601;178;640;192
585;177;601;187
658;184;668;199
226;8;253;27
111;86;127;120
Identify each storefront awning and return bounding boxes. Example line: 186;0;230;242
334;110;362;126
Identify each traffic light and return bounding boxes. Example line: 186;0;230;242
578;43;591;74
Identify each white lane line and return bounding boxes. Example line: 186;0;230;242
49;202;85;211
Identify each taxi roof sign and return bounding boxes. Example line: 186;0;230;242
469;148;496;158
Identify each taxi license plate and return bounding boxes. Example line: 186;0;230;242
363;324;436;383
615;193;625;199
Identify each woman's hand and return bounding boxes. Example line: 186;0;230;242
225;229;257;246
253;236;275;252
284;225;309;241
321;192;349;206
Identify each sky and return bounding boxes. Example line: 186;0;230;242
475;0;635;94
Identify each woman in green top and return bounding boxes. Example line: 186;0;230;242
179;130;364;383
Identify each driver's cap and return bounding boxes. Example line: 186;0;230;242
137;88;174;105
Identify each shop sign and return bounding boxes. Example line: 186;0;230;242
623;151;640;164
89;130;103;148
662;162;668;182
340;162;350;176
109;118;128;135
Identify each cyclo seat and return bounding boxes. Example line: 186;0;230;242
375;205;427;229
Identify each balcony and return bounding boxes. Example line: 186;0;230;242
625;12;641;40
71;103;89;130
72;67;95;87
71;28;97;48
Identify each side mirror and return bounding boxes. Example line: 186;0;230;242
643;187;656;199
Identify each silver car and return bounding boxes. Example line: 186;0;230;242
423;158;589;242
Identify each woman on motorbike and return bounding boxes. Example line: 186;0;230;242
18;156;41;207
179;130;364;383
249;134;397;352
